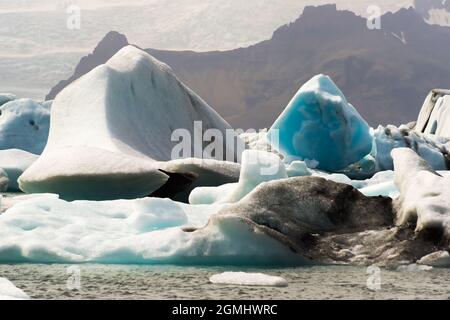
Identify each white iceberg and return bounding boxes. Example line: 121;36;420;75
189;150;287;204
416;89;450;138
0;98;50;155
0;93;16;107
267;74;372;172
19;46;241;200
417;251;450;267
0;194;302;265
374;124;449;171
0;169;8;192
392;148;450;242
0;149;38;191
0;277;29;300
209;272;288;287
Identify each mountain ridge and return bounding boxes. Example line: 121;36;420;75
46;5;450;129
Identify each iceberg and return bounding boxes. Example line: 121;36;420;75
0;149;38;191
19;46;241;200
0;98;50;155
416;89;450;138
0;169;8;192
0;93;16;107
0;194;303;265
267;75;372;171
392;148;450;245
156;158;240;202
189;150;287;204
374;124;449;171
209;272;288;287
417;251;450;267
0;277;29;300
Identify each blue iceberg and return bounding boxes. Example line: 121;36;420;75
267;75;372;172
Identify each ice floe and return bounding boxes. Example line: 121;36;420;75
392;148;450;243
0;149;38;191
189;150;287;204
267;74;373;171
0;194;305;265
0;93;16;107
209;272;288;287
0;98;50;155
417;251;450;267
0;277;29;300
19;46;241;200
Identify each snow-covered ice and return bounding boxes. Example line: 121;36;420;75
0;149;38;191
19;46;241;200
209;272;288;287
0;93;16;107
416;89;450;138
417;251;450;267
0;277;29;300
267;74;372;171
0;98;50;155
392;148;450;242
0;194;303;265
374;125;450;171
189;150;287;204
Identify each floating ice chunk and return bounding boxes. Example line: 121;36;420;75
19;147;169;201
189;183;237;205
395;264;433;272
286;161;312;177
158;158;240;202
392;148;450;242
189;150;287;205
209;272;288;287
0;169;8;192
19;46;241;200
128;198;188;232
0;149;38;191
0;277;29;300
416;90;450;138
359;181;399;199
374;125;449;171
0;99;50;154
267;75;372;172
0;195;301;265
417;251;450;267
0;93;16;107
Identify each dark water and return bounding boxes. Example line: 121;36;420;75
0;264;449;300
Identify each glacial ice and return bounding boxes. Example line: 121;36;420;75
374;125;449;171
189;150;287;204
0;169;8;192
0;277;29;300
0;149;38;191
0;93;16;107
209;272;288;287
417;251;450;267
416;90;450;138
158;158;240;202
19;46;241;200
0;194;302;265
267;74;372;171
392;148;450;242
0;98;50;155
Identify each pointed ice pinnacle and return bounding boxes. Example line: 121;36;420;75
20;46;239;200
267;75;372;171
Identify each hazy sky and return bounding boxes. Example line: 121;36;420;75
0;0;414;99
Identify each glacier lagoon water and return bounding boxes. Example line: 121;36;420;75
1;264;449;300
